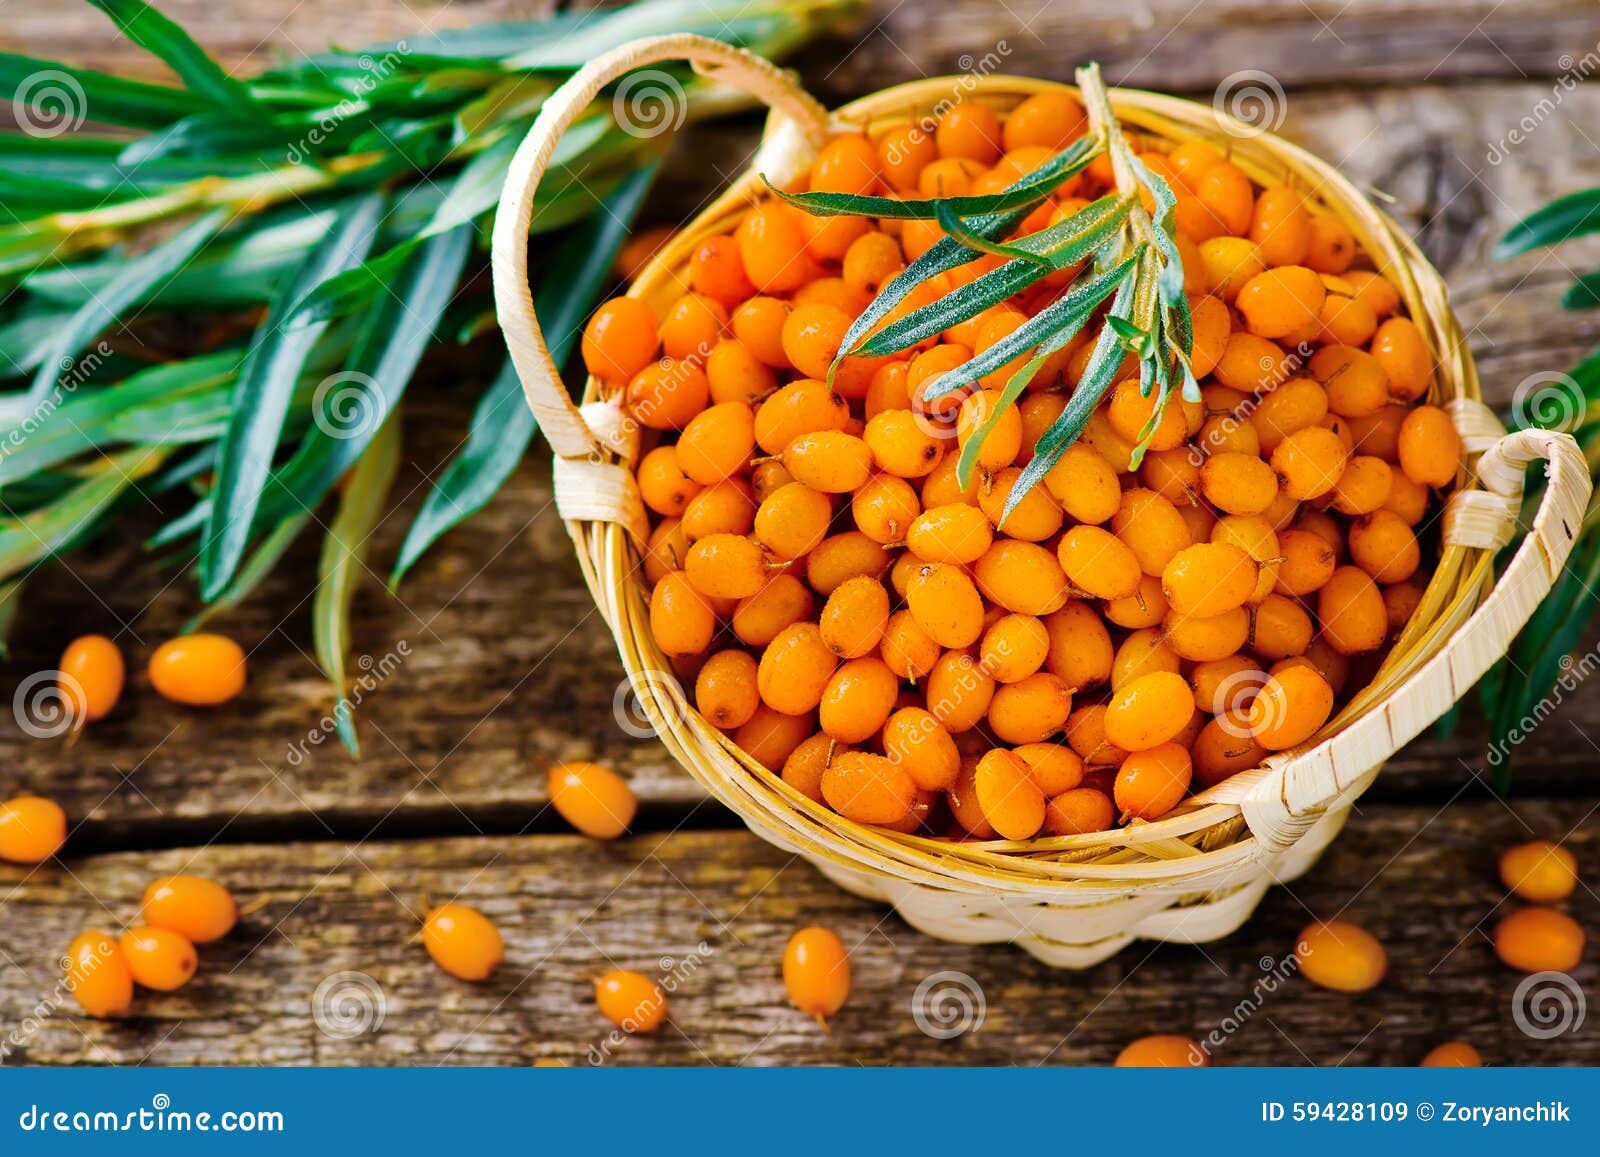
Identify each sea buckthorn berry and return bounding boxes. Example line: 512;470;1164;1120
781;303;851;381
1003;89;1086;150
65;930;134;1018
0;796;67;863
920;453;978;508
807;532;891;595
1318;294;1377;347
1348;510;1420;583
143;876;238;943
1043;443;1122;524
1343;269;1400;318
906;504;992;565
1422;1042;1483;1068
755;381;850;456
979;614;1050;683
988;672;1073;745
148;633;247;708
1370;316;1432;400
819;658;900;744
1165;606;1250;662
737;202;813;293
956;389;1024;469
925;651;996;733
1251;378;1328;456
784;926;851;1027
972;749;1046;840
626;358;710;431
677;402;755;485
821;751;918;825
581;297;659;382
1211;514;1280;603
842;231;904;298
1495;907;1586;973
1116;1034;1208;1067
917;156;982;199
1384;581;1424;636
637;446;701;518
1330;455;1393;516
882;707;960;791
935;102;1003;163
1043;787;1115;835
595;970;668;1033
1200;452;1278;515
946;756;996;838
1112;629;1180;689
695;650;761;730
974;540;1070;616
1040;602;1112;693
851;474;920;544
1167;139;1225;188
879;124;939;191
59;635;124;723
781;734;833;802
1236;266;1326;340
549;761;637;839
689;234;756;306
1499;840;1579;903
1249;186;1311;267
1272;426;1349;500
1214;333;1290;394
1188;294;1232;378
812;132;880;194
659;292;727;362
1251;593;1314;660
978;468;1063;541
1104;574;1169;630
731;297;792;368
1312;345;1389;418
1248;665;1334;750
1113;489;1194;577
422;902;502;985
759;623;838;715
1066;704;1127;767
650;571;716;656
1057;526;1140;601
1200;236;1265;303
681;479;756;541
1190;161;1254;238
907;563;986;648
819;576;890;660
1193;717;1266;787
119;926;198;992
781;430;872;493
1104;671;1194;752
1114;742;1193;821
881;610;941;681
1304;214;1356;274
732;575;813;647
1318;565;1386;655
1190;656;1266;715
1397;405;1460;488
1295;920;1387;992
1161;543;1257;618
734;705;814;770
1142;446;1202;504
863;409;942;478
1010;743;1084;798
1107;378;1190;452
684;534;769;600
1383;470;1428;525
754;483;831;561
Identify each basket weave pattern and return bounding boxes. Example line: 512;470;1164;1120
492;36;1592;966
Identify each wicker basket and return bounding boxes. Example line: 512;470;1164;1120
491;35;1592;967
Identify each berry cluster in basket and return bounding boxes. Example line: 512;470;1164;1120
580;89;1464;841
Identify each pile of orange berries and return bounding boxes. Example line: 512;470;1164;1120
585;90;1463;840
65;874;240;1018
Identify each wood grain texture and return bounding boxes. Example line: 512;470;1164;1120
1;802;1595;1066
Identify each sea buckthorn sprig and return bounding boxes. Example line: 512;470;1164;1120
600;61;1462;843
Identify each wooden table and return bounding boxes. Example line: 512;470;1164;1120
2;0;1599;1066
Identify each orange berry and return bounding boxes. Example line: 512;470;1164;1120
119;926;198;992
1161;543;1257;618
1058;526;1142;600
1114;742;1193;820
956;389;1024;468
684;533;769;600
1043;443;1122;524
784;926;851;1026
731;296;793;368
689;234;756;306
935;103;1003;163
1348;510;1419;583
581;297;659;382
906;562;986;649
148;633;247;707
1272;426;1349;500
1304;215;1356;274
880;610;942;681
1494;907;1585;973
1116;1034;1209;1067
422;903;504;981
1330;454;1393;516
1104;671;1194;752
1370;316;1432;401
1112;488;1194;577
878;124;939;192
1317;565;1386;655
758;623;839;714
1043;787;1114;835
781;303;852;381
658;292;727;362
143;875;238;943
978;613;1050;683
737;202;813;293
780;734;833;803
781;430;873;493
1236;265;1326;339
812;132;880;194
1200;452;1277;515
819;657;899;744
695;650;761;730
1191;162;1254;239
906;503;992;565
805;532;891;596
549;761;637;839
626;357;710;430
754;483;831;562
732;575;814;648
1421;1041;1483;1068
681;478;756;541
755;379;849;455
58;634;124;723
1193;718;1266;787
677;402;755;485
988;672;1072;746
1167;140;1225;188
65;930;134;1018
1397;405;1460;488
595;969;668;1032
734;704;814;771
818;576;890;660
1214;332;1290;394
1003;90;1086;151
1343;270;1400;318
1164;607;1250;662
1249;186;1310;267
637;445;701;517
974;539;1069;615
973;749;1046;840
0;795;67;863
1044;601;1114;691
1499;840;1579;903
649;571;716;656
1296;920;1387;992
1318;294;1377;347
925;651;996;733
1248;664;1334;750
821;750;918;825
882;706;960;791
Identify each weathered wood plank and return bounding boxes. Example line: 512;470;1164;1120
12;0;1599;90
1;802;1595;1066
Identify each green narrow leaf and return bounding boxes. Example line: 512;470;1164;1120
392;161;659;585
314;414;402;758
0;446;169;579
24;208;227;404
934;200;1052;268
185;510;314;632
199;192;386;600
1495;188;1600;259
87;0;258;114
0;52;203;128
1561;269;1600;310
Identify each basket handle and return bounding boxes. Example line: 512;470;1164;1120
491;34;831;465
1236;426;1592;852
